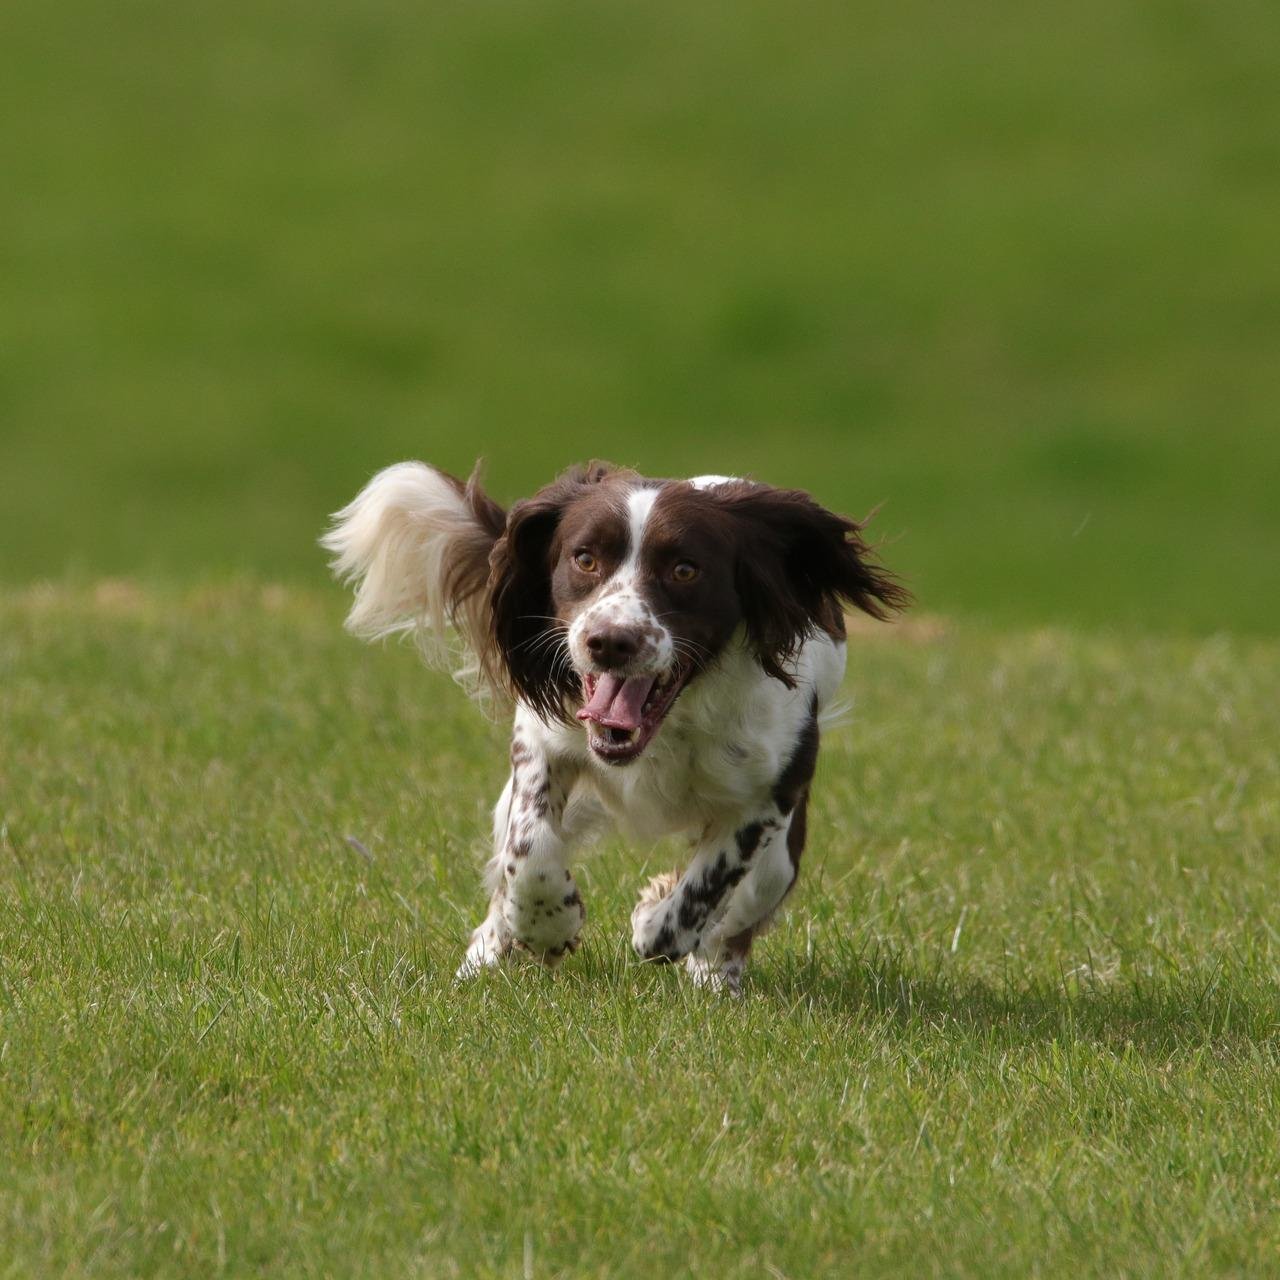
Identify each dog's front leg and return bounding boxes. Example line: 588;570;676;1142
456;723;585;979
630;809;790;965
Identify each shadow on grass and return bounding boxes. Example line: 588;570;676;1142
750;943;1280;1055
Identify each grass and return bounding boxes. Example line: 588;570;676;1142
4;0;1279;1270
3;583;1279;1277
3;0;1280;631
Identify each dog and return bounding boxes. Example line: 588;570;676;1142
322;461;906;993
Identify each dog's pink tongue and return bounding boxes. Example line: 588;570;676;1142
577;673;657;730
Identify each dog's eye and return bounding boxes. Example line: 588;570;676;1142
672;561;700;584
573;550;598;573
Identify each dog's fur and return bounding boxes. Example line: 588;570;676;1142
324;461;906;992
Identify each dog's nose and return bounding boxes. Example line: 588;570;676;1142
586;626;638;669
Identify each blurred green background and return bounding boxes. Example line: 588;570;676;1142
2;0;1277;632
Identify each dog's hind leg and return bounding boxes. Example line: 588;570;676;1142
684;929;754;997
455;775;518;979
457;894;510;979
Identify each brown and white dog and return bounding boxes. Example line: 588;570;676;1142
323;462;906;992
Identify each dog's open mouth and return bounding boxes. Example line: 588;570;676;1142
576;665;691;765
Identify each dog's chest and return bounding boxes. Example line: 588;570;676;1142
585;724;777;838
582;667;803;838
544;636;845;842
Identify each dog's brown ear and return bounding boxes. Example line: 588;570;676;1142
717;483;909;686
486;462;621;721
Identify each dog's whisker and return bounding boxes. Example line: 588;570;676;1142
510;627;570;657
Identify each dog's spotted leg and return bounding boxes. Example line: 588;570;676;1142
686;790;809;992
630;809;790;965
456;723;585;979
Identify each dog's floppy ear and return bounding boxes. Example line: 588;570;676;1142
716;482;910;686
487;462;618;721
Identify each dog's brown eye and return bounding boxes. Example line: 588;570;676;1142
574;550;598;573
672;561;700;584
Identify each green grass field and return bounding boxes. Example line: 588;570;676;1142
4;0;1280;1273
3;586;1278;1276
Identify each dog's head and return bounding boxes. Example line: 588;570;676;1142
487;465;908;765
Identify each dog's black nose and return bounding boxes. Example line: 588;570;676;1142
586;627;638;669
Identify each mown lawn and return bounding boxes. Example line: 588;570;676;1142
3;584;1277;1277
5;0;1279;1272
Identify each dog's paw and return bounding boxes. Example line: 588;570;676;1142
455;919;510;982
501;878;585;967
513;934;580;970
685;951;743;997
631;888;693;964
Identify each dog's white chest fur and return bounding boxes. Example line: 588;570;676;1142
540;632;847;842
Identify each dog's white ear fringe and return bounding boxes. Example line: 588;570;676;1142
320;462;503;704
